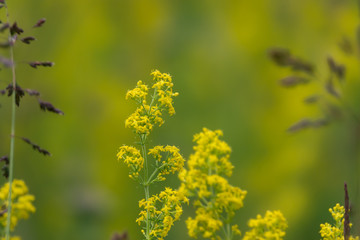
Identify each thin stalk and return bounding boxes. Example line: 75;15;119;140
140;134;150;240
4;1;17;239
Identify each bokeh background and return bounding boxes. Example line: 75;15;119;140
0;0;360;239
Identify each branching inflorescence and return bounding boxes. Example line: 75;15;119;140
117;70;187;240
179;128;287;240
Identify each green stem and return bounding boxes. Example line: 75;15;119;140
140;134;151;240
4;1;16;239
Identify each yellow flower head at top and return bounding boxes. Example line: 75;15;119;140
124;70;179;137
179;128;247;240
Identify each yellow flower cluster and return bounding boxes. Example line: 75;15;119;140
136;187;189;240
243;210;288;240
0;179;35;232
1;237;21;240
179;128;247;240
117;146;144;180
124;70;179;136
319;203;359;240
148;145;184;181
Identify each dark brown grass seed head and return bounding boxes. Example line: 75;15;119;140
21;36;36;44
327;56;345;80
279;76;309;87
21;137;51;156
29;61;54;68
25;88;40;96
6;83;25;106
304;95;320;104
33;18;46;28
10;22;23;35
325;78;340;99
38;100;64;115
268;48;291;66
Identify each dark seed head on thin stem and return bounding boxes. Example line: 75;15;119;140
33;18;46;28
38;99;64;115
10;22;23;35
21;36;36;44
29;61;54;68
20;137;51;156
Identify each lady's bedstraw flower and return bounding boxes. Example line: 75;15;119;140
243;210;287;240
119;70;184;240
117;146;144;180
136;188;188;240
148;145;184;182
179;128;247;240
124;70;179;137
0;179;35;231
319;203;359;240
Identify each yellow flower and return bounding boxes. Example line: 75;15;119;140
1;237;21;240
180;128;247;239
136;188;188;240
117;145;144;180
124;70;178;137
319;203;359;240
0;180;35;231
243;210;288;240
148;145;185;181
125;80;149;103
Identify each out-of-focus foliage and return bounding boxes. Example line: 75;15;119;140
0;0;359;240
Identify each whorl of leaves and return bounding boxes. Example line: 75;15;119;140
21;137;51;156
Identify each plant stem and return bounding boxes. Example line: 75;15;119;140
140;135;150;240
4;1;16;239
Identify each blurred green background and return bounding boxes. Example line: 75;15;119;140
0;0;360;239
